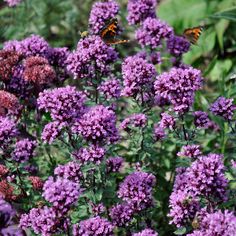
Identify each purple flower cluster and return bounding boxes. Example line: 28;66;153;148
4;35;50;58
193;111;211;129
210;96;236;120
37;86;86;122
54;161;82;183
41;121;67;144
120;113;147;130
118;171;156;210
20;206;64;236
49;47;70;68
167;35;190;56
122;55;156;97
153;124;165;141
169;153;229;228
188;153;228;201
106;156;124;173
89;0;119;34
0;116;18;148
187;210;236;236
99;78;121;100
177;145;202;159
169;190;200;227
12;138;37;163
72;105;119;144
159;112;176;129
127;0;158;25
133;229;159;236
90;202;105;216
66;36;118;79
4;0;21;7
0;199;24;235
154;67;203;113
72;145;106;165
136;17;173;49
42;177;82;213
109;202;134;226
73;216;114;236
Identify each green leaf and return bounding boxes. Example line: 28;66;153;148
210;7;236;22
174;227;187;235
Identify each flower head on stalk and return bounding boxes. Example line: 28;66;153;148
210;96;236;121
127;0;158;25
136;17;173;49
122;55;156;98
66;36;118;79
89;0;119;34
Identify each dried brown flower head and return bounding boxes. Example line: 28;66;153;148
0;50;22;81
28;176;44;190
0;90;21;115
23;56;56;84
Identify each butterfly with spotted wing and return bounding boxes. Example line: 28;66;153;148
183;26;203;44
99;18;129;45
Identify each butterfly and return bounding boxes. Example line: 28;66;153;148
99;18;129;45
183;26;203;44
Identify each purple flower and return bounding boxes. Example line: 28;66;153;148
12;138;37;163
167;35;190;56
4;0;21;7
210;96;236;120
187;210;236;236
188;153;228;201
153;124;165;141
154;67;203;113
4;35;50;58
72;145;106;165
42;177;81;212
20;206;67;236
54;161;82;183
231;160;236;169
193;111;211;129
49;47;70;68
127;0;158;25
109;202;135;226
136;17;173;49
133;228;159;236
41;121;67;144
168;190;200;227
89;0;119;34
0;198;15;227
37;86;86;122
90;202;106;216
99;78;121;100
0;199;24;235
73;216;114;236
118;171;156;210
120;113;147;130
72;105;119;144
177;145;202;159
0;116;18;148
106;156;124;173
172;167;191;192
121;55;156;97
159;112;176;129
66;36;118;79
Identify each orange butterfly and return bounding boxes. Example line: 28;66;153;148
99;18;129;45
183;26;203;44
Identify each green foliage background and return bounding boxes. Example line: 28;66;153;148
1;0;236;235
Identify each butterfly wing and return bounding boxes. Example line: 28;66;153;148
183;26;203;44
99;18;129;45
99;18;118;44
